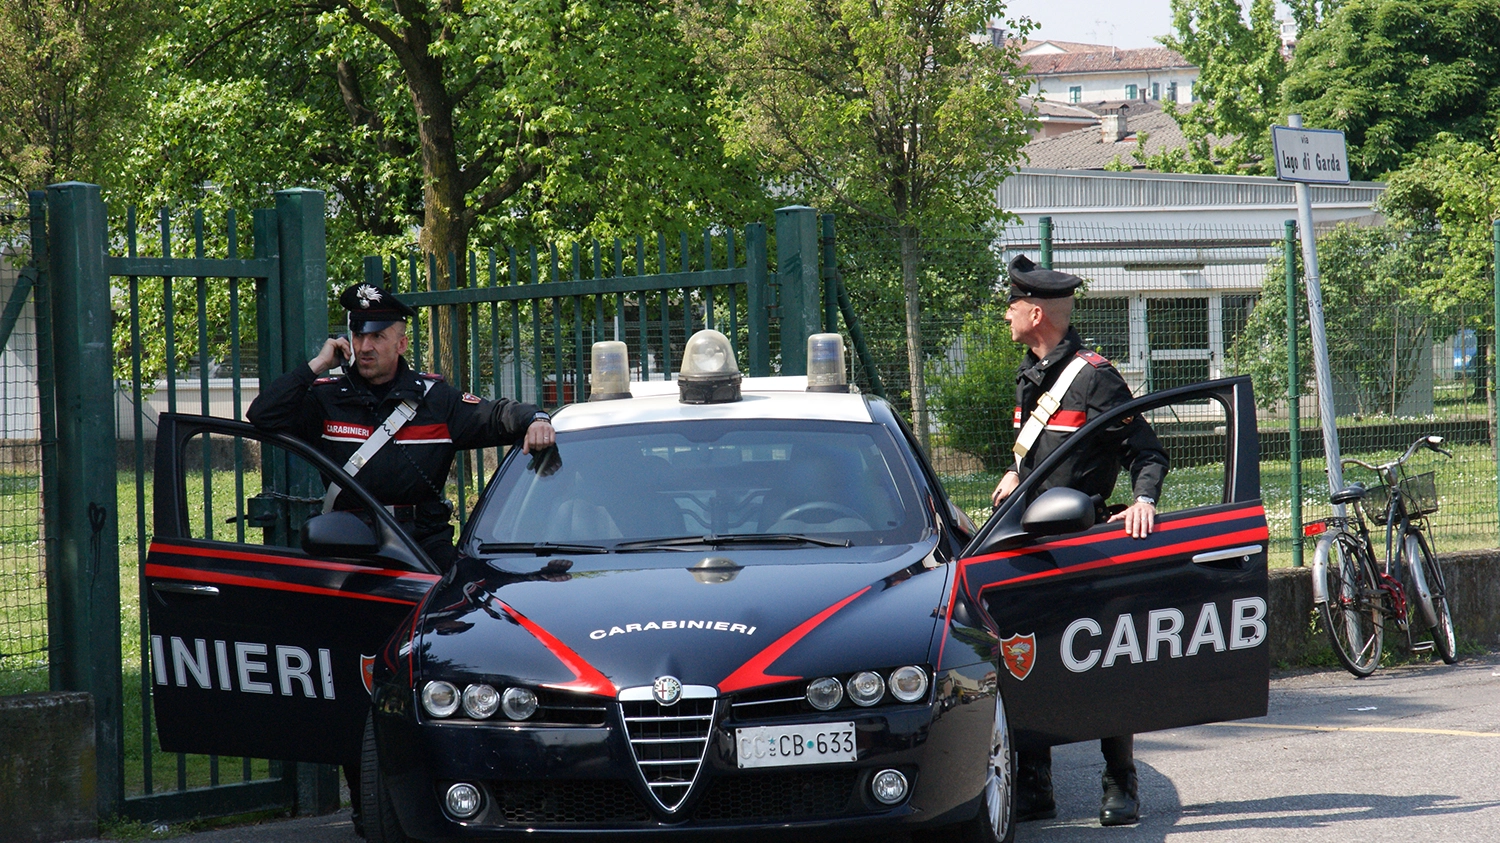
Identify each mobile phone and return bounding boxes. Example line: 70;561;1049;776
330;334;349;367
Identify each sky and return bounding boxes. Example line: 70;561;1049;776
1003;0;1177;49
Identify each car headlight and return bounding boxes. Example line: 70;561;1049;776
501;687;538;721
422;681;461;718
462;684;500;719
847;671;885;706
806;676;844;710
888;666;928;703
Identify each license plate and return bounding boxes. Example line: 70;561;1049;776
735;722;857;769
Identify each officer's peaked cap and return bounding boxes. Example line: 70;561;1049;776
1007;255;1083;301
340;283;417;333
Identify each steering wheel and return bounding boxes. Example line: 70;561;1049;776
771;501;866;525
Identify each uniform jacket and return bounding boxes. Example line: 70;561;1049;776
1013;327;1168;503
247;358;541;516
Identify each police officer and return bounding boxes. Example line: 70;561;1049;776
247;282;555;570
990;254;1168;827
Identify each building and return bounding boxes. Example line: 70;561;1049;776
1020;101;1196;168
1019;40;1198;107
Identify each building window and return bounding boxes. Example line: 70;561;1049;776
1125;84;1138;100
1151;82;1160;100
1167;82;1178;102
1069;86;1082;104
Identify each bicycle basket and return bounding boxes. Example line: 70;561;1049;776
1401;471;1439;517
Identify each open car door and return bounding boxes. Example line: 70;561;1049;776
144;413;443;766
959;377;1268;749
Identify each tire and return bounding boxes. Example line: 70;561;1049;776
361;711;412;843
919;690;1016;843
1319;532;1385;677
1409;532;1458;664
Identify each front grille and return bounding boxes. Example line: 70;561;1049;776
489;779;649;824
692;769;863;821
620;697;715;812
535;689;609;726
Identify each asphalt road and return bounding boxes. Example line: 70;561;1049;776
107;652;1500;843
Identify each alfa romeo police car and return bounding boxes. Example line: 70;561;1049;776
144;330;1269;842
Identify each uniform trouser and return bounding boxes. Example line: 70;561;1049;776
1018;734;1135;788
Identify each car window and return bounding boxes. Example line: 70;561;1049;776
177;430;383;551
1028;394;1231;516
471;420;929;547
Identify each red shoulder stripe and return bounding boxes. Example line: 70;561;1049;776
1077;350;1111;368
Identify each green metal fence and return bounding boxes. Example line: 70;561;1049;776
833;217;1499;567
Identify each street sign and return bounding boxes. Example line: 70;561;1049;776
1272;125;1350;184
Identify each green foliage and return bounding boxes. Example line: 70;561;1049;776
928;309;1022;472
1281;0;1500;180
1380;132;1500;312
0;0;162;197
1230;224;1444;413
1154;0;1287;174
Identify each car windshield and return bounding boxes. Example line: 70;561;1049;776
470;419;929;549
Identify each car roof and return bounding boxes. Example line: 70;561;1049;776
552;376;875;432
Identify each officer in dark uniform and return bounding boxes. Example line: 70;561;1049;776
248;283;555;836
990;254;1168;828
248;282;555;571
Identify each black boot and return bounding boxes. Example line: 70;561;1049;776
1015;749;1056;822
1099;768;1139;826
344;763;365;838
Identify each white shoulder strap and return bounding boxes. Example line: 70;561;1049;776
1013;355;1090;469
322;378;437;512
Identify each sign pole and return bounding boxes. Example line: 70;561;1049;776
1282;114;1346;512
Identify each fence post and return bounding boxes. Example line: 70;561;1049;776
1493;220;1500;546
46;182;124;816
820;215;839;333
1285;221;1302;566
271;189;341;815
775;206;821;375
745;222;770;376
1039;215;1053;269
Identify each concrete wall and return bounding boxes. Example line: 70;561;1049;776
0;692;95;843
1267;551;1500;668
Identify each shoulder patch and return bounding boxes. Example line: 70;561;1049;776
1077;349;1111;368
420;372;445;382
461;392;481;404
313;376;341;385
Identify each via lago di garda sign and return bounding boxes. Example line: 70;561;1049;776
1272;125;1350;184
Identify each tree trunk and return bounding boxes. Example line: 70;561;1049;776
409;55;470;385
899;226;929;453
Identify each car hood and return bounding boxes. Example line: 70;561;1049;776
414;541;948;696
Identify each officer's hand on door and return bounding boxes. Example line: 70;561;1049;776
1108;499;1156;539
990;470;1019;508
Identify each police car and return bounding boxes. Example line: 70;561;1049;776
144;330;1269;842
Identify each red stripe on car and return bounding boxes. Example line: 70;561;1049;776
148;541;440;581
144;563;420;605
718;586;871;693
494;600;616;696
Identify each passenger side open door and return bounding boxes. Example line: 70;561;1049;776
957;377;1269;749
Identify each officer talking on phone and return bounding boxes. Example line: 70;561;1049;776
248;282;555;571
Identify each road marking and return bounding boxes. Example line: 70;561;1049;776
1211;722;1500;738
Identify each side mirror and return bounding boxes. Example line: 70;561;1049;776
301;511;381;556
1020;487;1096;537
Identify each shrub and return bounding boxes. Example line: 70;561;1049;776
928;309;1023;472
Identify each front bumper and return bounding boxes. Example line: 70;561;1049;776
377;667;995;840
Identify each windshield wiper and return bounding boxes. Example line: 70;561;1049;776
476;541;608;556
614;533;851;551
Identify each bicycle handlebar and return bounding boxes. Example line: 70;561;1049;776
1339;435;1452;475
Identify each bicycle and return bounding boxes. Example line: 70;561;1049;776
1307;435;1457;677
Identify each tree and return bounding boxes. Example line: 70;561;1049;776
0;0;160;199
680;0;1034;449
1281;0;1500;180
1151;0;1287;174
120;0;763;375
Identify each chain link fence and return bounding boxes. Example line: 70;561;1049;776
840;220;1498;566
0;203;46;692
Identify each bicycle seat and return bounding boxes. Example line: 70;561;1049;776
1330;483;1368;505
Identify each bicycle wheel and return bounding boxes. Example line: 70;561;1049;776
1318;532;1385;677
1407;531;1457;664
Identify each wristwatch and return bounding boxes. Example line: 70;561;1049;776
533;411;551;424
1135;495;1156;506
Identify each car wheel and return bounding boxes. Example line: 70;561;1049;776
361;711;412;843
918;690;1016;843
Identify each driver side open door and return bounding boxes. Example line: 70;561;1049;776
144;413;441;766
958;377;1269;749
